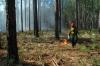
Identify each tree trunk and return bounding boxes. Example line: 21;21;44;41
21;0;23;32
39;3;41;32
76;0;79;28
29;0;31;31
84;0;87;30
38;0;41;32
33;0;39;37
0;22;1;48
55;0;59;40
89;0;94;32
25;0;26;31
78;0;81;29
58;0;61;34
6;0;19;63
98;10;100;33
0;32;2;49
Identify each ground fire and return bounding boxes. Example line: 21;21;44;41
59;39;70;47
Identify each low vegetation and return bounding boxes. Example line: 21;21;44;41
0;31;100;66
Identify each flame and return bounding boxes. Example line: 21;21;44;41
60;39;69;47
63;39;68;45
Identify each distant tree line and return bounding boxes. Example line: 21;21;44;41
62;0;100;31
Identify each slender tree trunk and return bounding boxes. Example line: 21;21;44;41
39;0;41;32
55;0;59;40
58;0;61;34
98;10;100;33
76;0;79;28
0;23;1;49
29;0;31;31
38;0;41;32
78;0;81;29
91;0;94;31
25;0;26;31
84;0;87;30
33;0;39;37
6;0;19;63
97;0;100;33
21;0;23;32
0;32;2;49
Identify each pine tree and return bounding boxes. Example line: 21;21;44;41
6;0;19;63
55;0;60;39
25;0;27;31
21;0;23;32
76;0;79;28
33;0;39;37
29;0;31;31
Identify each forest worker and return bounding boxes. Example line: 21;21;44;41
68;20;78;48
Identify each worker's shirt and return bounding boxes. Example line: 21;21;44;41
70;27;78;36
69;27;78;42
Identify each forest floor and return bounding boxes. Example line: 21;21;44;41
0;31;100;66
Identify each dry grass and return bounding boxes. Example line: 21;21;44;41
0;31;100;66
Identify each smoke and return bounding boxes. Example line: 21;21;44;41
0;0;56;32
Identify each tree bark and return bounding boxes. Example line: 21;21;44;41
21;0;23;32
33;0;39;37
58;0;61;34
6;0;19;63
76;0;79;28
29;0;31;31
55;0;59;40
0;32;2;49
98;10;100;33
25;0;27;31
38;0;41;32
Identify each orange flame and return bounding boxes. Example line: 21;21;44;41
63;39;68;45
60;39;69;47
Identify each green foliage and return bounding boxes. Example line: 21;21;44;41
79;45;91;52
62;0;100;29
94;59;100;66
92;57;100;66
90;44;97;50
62;0;76;21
